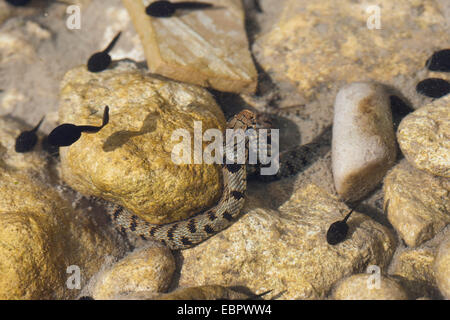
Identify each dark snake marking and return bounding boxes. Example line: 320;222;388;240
106;110;257;250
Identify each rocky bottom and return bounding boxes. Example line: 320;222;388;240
0;0;449;300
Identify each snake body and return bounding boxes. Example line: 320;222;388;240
107;110;257;250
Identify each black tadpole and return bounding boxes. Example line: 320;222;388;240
326;209;354;245
87;32;122;73
5;0;31;6
425;49;450;72
48;106;109;147
145;1;213;18
416;78;450;98
15;116;45;153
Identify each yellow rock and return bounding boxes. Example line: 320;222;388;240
113;285;249;300
383;160;450;247
0;117;128;300
156;285;249;300
389;247;438;298
122;0;257;94
179;183;395;299
332;274;409;300
397;94;450;178
435;236;450;299
59;62;226;224
92;246;175;300
254;0;450;104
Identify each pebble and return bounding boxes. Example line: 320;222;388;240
434;236;450;299
155;285;249;300
332;82;397;201
113;285;249;300
332;274;409;300
389;234;448;299
397;94;450;178
92;246;176;300
383;160;450;247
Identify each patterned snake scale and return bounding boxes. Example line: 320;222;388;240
106;110;258;250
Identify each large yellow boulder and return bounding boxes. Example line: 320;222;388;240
0;117;128;300
58;62;226;224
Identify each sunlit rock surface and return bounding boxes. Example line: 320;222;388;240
59;62;226;224
179;183;395;300
383;160;450;247
397;94;450;178
0;117;128;300
122;0;257;94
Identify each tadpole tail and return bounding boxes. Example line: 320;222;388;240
78;106;109;133
342;209;354;223
102;106;110;127
175;2;213;10
77;125;102;133
104;31;122;53
246;289;273;300
31;116;45;132
53;0;71;5
254;0;263;13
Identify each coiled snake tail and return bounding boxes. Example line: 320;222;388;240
107;110;257;250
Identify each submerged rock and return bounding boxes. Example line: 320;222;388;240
156;285;249;300
58;62;226;224
92;246;176;300
389;229;450;299
0;117;128;300
332;274;409;300
254;0;450;107
389;248;436;298
397;94;450;178
114;285;249;300
123;0;257;94
332;82;396;201
384;160;450;247
179;183;395;300
435;236;450;299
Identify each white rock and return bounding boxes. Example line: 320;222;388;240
332;82;397;201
